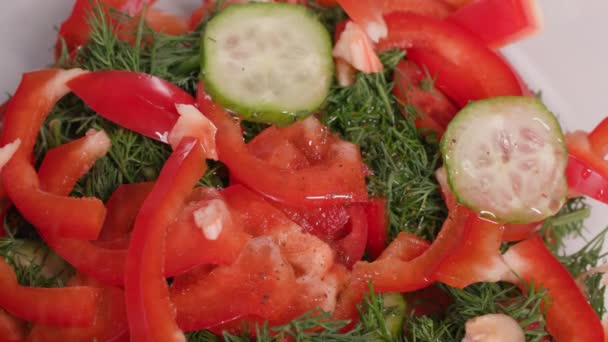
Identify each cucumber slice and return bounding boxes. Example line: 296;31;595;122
441;96;568;223
201;3;333;125
381;292;407;338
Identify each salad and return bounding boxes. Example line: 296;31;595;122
0;0;606;341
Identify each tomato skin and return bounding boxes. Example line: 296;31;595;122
197;86;368;207
448;0;542;49
125;137;206;341
503;235;604;342
378;12;523;105
68;70;194;142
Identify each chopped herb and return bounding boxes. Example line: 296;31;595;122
323;50;447;240
540;197;590;253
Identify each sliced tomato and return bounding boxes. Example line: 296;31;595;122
566;131;608;204
125;137;206;341
434;215;509;288
503;235;604;342
68;70;194;142
335;0;453;42
271;202;350;241
448;0;543;49
378;13;522;106
393;59;459;133
27;274;129;342
197;86;368;206
171;237;297;331
364;197;389;260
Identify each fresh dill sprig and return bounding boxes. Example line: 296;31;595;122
322;50;447;240
187;285;397;342
540;197;590;253
559;227;608;317
405;282;550;342
0;237;72;288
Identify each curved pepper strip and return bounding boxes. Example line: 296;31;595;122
503;235;604;342
0;308;25;341
197;86;368;207
125;137;206;341
37;130;111;196
1;68;106;240
434;215;509;288
0;257;100;327
37;137;241;286
377;12;522;106
333;205;470;322
27;274;129;342
68;70;194;142
566;131;608;204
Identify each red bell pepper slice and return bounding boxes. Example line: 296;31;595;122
1;69;106;240
197;86;368;207
434;215;509;288
503;235;604;342
335;0;453;42
68;70;194;142
56;0;157;58
589;117;608;158
27;274;129;342
97;181;155;241
566;131;608;204
377;12;523;106
171;237;297;332
448;0;543;49
393;59;458;134
376;232;430;261
364;197;389;260
124;137;205;341
145;7;189;36
502;222;541;242
334;205;369;268
0;258;100;327
37;130;111;196
0;308;25;341
333;205;470;321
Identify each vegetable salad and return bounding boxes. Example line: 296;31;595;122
0;0;605;341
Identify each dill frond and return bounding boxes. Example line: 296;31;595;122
323;50;447;240
404;282;550;342
540;197;590;252
0;237;72;288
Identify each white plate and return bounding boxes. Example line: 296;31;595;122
0;0;605;262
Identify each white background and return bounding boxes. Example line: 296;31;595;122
0;0;606;254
